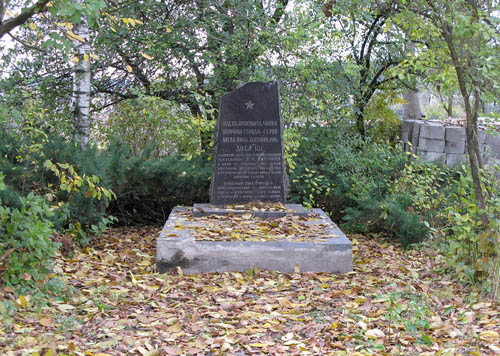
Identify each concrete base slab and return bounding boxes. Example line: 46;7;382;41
479;131;487;145
420;122;445;140
193;203;309;218
157;206;353;274
486;143;500;159
445;126;466;142
445;140;466;154
416;149;445;163
485;133;500;146
418;137;445;153
446;153;467;166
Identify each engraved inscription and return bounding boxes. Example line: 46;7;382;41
210;81;287;204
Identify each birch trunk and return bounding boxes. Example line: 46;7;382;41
72;0;91;149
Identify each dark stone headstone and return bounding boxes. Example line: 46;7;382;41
210;81;288;205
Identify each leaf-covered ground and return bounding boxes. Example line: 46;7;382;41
171;209;335;242
1;226;499;356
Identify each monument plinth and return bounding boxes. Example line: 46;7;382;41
156;82;352;274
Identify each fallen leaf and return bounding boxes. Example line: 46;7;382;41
169;322;182;333
480;330;499;341
366;328;385;338
39;317;54;327
57;304;75;312
19;294;28;308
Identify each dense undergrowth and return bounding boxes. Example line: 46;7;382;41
0;119;499;299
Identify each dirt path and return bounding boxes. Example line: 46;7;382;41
1;226;499;355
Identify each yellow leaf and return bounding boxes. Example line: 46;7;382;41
169;322;182;333
129;270;138;284
19;294;28;308
44;349;54;356
141;53;153;60
39;317;54;327
67;31;86;42
90;53;99;60
29;23;37;30
73;56;80;63
83;53;89;62
249;343;269;348
144;351;160;356
55;21;73;29
166;27;172;33
126;65;133;73
480;330;499;340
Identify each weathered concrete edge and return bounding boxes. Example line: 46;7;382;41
192;203;309;217
157;206;353;274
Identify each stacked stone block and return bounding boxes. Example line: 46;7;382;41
401;120;500;166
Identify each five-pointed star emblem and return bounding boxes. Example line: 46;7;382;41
245;100;255;110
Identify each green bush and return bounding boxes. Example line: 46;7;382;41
104;140;212;224
0;120;212;227
287;124;429;245
0;173;59;286
0;129;115;236
440;165;500;292
94;95;213;157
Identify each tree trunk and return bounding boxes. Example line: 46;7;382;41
446;93;453;117
72;1;91;150
403;89;422;121
403;41;422;121
451;52;488;227
354;98;366;138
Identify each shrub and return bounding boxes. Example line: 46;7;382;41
0;173;59;286
104;140;212;224
441;165;500;294
94;95;212;157
0;129;116;237
287;124;428;245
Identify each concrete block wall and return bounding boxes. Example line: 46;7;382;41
401;120;500;166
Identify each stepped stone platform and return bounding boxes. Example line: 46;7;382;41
156;83;352;275
156;206;353;274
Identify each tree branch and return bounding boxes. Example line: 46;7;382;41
8;32;46;52
0;0;50;39
271;0;289;24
